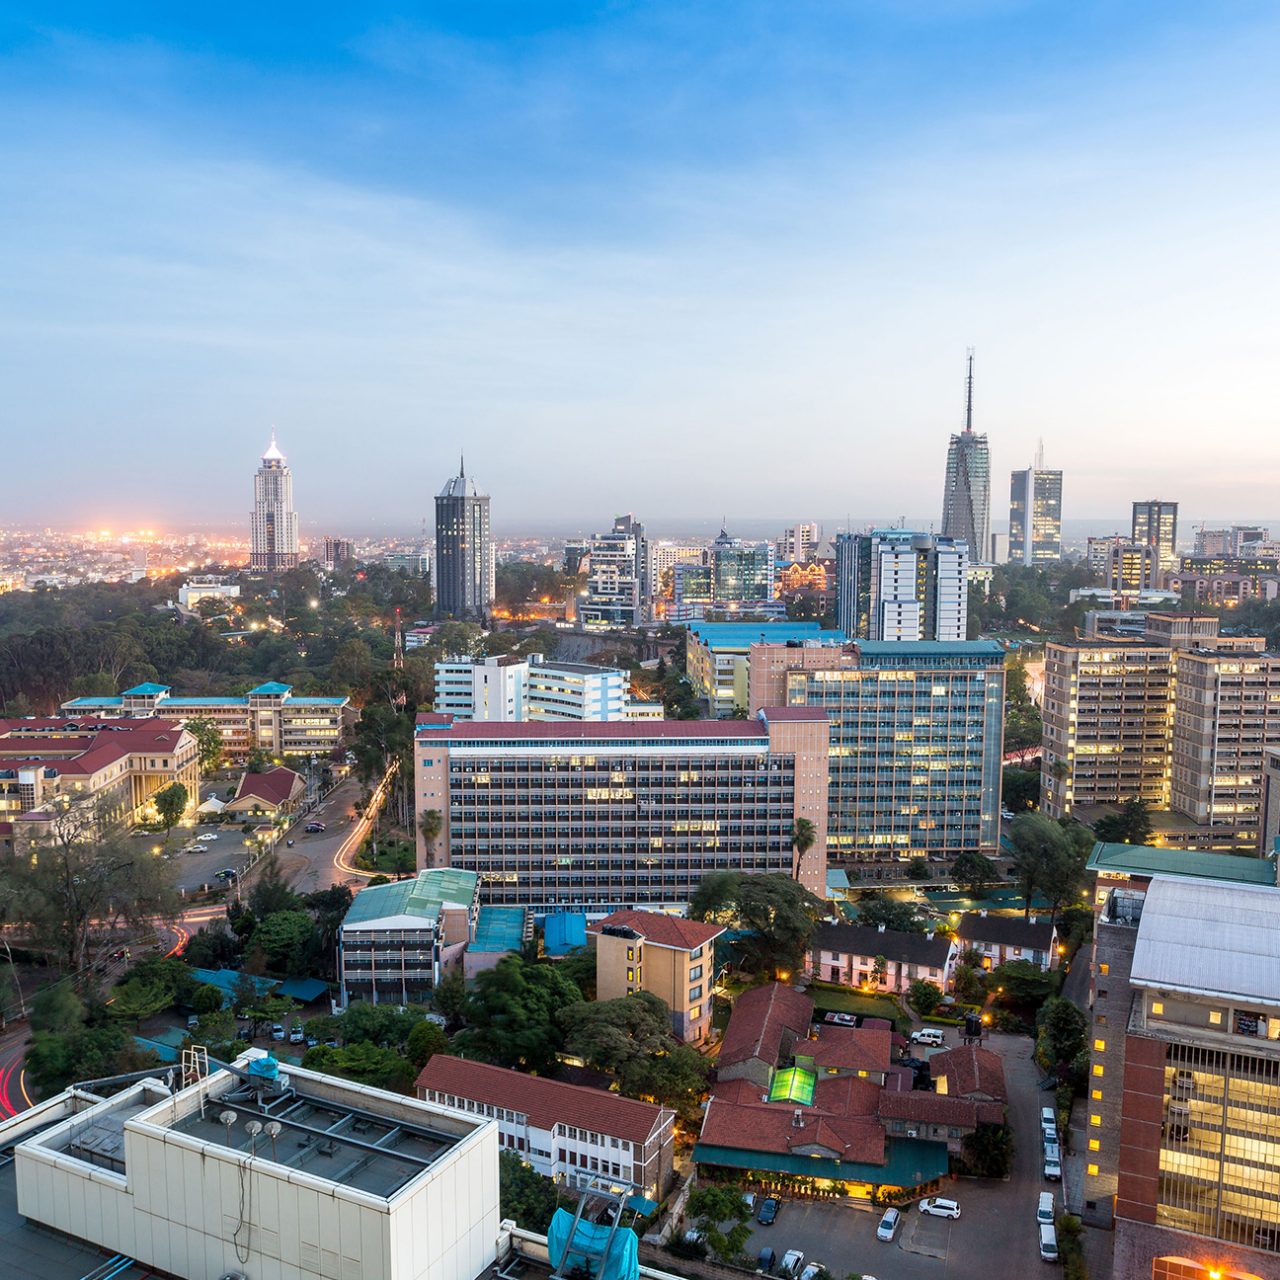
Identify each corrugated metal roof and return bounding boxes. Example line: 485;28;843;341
1130;877;1280;1005
1087;841;1278;886
342;868;479;926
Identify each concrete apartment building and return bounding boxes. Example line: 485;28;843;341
433;653;659;722
337;868;480;1008
588;909;725;1042
749;639;1005;869
418;1056;675;1201
0;717;199;849
1042;618;1280;851
1082;853;1280;1280
62;681;349;761
0;1049;499;1280
413;708;830;910
833;529;969;642
1261;748;1280;855
685;621;847;717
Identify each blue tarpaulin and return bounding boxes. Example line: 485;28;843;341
189;968;279;1008
543;912;587;957
276;977;330;1003
547;1209;639;1280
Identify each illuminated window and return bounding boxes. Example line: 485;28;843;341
1208;1010;1222;1025
1092;1064;1104;1077
1090;1114;1101;1127
1088;1138;1100;1152
1094;1039;1106;1052
1151;1001;1164;1016
626;969;634;982
1091;1089;1103;1101
1099;962;1109;976
1086;1163;1099;1176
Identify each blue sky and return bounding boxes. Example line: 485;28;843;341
3;3;1279;533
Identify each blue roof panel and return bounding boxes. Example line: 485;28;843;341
543;911;589;956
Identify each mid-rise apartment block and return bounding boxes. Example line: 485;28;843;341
589;909;726;1042
418;1056;676;1201
834;530;969;642
413;708;830;910
433;653;658;722
647;540;705;607
1009;465;1063;564
1193;526;1269;558
685;621;846;717
62;681;349;761
1083;854;1280;1280
749;639;1005;867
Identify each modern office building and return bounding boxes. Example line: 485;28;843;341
0;1048;500;1280
685;621;847;717
322;536;355;570
434;458;493;618
433;653;657;722
1106;542;1161;593
778;522;822;563
833;529;969;642
1008;463;1063;564
749;639;1005;868
337;868;480;1007
418;1056;676;1201
589;909;726;1042
647;540;705;607
176;575;240;611
61;681;349;761
1133;499;1180;572
580;517;646;627
941;352;991;566
670;529;780;623
413;707;831;908
1084;872;1280;1280
249;432;300;573
384;551;431;577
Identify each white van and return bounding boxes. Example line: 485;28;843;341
1039;1223;1059;1262
1037;1192;1055;1225
911;1028;945;1047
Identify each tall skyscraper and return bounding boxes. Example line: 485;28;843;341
834;529;969;642
249;432;299;572
1008;449;1063;564
1132;499;1179;571
941;351;991;564
434;456;492;619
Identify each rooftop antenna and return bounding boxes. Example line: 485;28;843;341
1035;437;1045;471
459;452;465;478
964;348;975;433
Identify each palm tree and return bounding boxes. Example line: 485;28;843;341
418;808;443;867
790;817;817;881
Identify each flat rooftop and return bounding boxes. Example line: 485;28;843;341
165;1079;461;1198
1087;840;1278;886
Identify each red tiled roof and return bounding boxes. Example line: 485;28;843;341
0;723;189;777
415;717;769;740
811;1074;882;1118
700;1096;885;1165
717;983;813;1071
929;1044;1007;1102
588;910;725;952
877;1091;1004;1128
416;1056;670;1146
233;765;305;808
804;1025;893;1074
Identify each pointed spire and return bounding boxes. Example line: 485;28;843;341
459;452;465;478
262;428;285;463
964;348;975;433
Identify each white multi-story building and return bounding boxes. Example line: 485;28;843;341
433;653;656;721
580;520;644;627
777;522;821;562
250;433;300;572
418;1056;675;1200
176;575;240;610
647;541;705;605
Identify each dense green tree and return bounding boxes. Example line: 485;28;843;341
499;1150;568;1232
689;871;824;976
951;850;998;896
432;968;468;1025
1093;796;1153;846
248;910;318;974
248;855;300;917
110;976;174;1028
184;921;241;970
185;715;225;772
191;983;225;1016
989;959;1054;1009
854;892;925;934
560;992;673;1073
620;1042;710;1123
1002;768;1041;813
302;1041;416;1093
547;947;596;1000
1036;997;1087;1070
1008;813;1066;918
406;1020;450;1072
908;979;943;1015
685;1184;752;1263
152;781;189;842
961;1123;1015;1177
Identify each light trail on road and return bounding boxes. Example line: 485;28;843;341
332;766;395;881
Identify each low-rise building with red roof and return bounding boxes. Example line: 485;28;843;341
929;1043;1007;1103
223;765;307;819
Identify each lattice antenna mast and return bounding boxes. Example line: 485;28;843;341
964;347;975;432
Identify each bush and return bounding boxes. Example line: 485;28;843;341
993;1009;1027;1034
908;980;943;1016
1057;1213;1088;1280
960;1123;1014;1178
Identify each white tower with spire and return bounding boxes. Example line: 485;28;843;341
250;430;300;572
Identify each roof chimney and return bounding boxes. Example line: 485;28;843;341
792;1108;804;1129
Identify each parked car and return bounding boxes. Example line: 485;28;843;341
799;1263;827;1280
1043;1152;1062;1182
1040;1106;1057;1128
911;1028;945;1046
305;822;326;833
270;1024;286;1041
757;1246;776;1273
1038;1192;1056;1225
1000;808;1015;820
305;1035;319;1048
289;1025;305;1044
200;832;220;841
780;1250;804;1277
823;1012;856;1026
919;1197;961;1219
757;1197;780;1226
876;1208;901;1241
682;1229;705;1245
1039;1223;1059;1262
742;1192;757;1213
186;1014;200;1030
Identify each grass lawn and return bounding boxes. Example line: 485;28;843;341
808;983;911;1033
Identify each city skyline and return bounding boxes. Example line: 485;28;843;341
4;5;1280;524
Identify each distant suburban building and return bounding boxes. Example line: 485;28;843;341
749;639;1005;870
336;868;480;1007
806;921;957;994
433;653;658;722
670;528;781;623
1193;525;1269;557
413;708;831;908
0;1049;499;1280
1132;498;1179;572
588;909;725;1042
685;620;846;717
383;551;430;577
0;717;199;848
418;1055;675;1200
434;458;493;618
176;575;240;611
250;432;300;573
1008;461;1063;564
940;353;991;566
223;764;306;819
61;681;349;761
955;912;1059;972
323;536;355;570
834;529;969;641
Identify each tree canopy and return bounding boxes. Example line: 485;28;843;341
689;871;824;976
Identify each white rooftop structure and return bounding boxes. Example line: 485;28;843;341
1129;876;1280;1008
